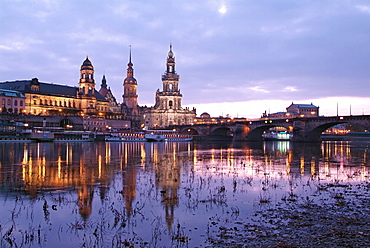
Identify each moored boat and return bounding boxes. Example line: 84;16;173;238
30;131;55;142
263;131;292;141
105;131;146;142
145;129;193;142
54;132;95;142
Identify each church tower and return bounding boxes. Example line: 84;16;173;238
78;56;95;98
122;47;139;116
144;44;196;128
155;44;183;110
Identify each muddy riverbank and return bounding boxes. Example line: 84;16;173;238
206;182;370;247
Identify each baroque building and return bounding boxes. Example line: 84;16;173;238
0;45;196;131
0;89;26;114
0;57;109;116
98;75;120;113
143;45;196;128
261;102;319;119
121;47;141;125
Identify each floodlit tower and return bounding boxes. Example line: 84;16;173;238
122;47;139;115
78;56;95;97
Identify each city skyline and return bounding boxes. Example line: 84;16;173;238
1;1;370;118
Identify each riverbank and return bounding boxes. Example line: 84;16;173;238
206;182;370;247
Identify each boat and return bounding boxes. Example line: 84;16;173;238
105;131;146;142
30;131;55;142
105;129;193;142
145;129;193;142
263;131;292;141
54;132;95;142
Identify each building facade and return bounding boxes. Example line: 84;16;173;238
0;89;26;114
261;102;320;119
0;57;109;116
286;102;319;117
121;48;141;123
143;45;196;128
98;75;121;113
0;45;196;131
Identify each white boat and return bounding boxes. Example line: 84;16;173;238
263;131;292;141
145;129;193;142
105;131;146;142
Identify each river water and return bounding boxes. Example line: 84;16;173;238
0;140;369;247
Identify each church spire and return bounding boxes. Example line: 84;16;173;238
127;45;134;77
128;45;133;67
101;75;107;89
122;46;139;115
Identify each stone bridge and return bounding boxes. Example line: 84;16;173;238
174;115;370;142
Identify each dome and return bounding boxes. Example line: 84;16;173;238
81;56;94;70
200;112;211;118
124;77;137;85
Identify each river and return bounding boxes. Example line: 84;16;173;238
0;140;369;247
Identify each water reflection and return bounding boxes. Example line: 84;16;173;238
0;140;369;247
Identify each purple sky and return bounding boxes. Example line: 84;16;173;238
1;0;370;118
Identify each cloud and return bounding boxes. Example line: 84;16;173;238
249;86;270;94
282;86;298;92
356;5;370;14
0;35;44;51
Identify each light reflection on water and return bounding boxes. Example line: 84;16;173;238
0;140;369;247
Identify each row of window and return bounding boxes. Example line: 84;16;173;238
32;99;109;112
1;98;24;106
300;109;317;112
1;107;24;113
34;99;78;108
84;121;107;126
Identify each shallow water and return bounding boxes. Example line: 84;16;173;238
0;140;369;247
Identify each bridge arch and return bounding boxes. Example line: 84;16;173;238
304;122;345;141
246;124;291;141
209;127;233;136
179;127;199;135
60;118;74;128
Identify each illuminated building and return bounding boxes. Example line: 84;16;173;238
0;46;197;130
194;112;247;124
0;57;109;116
0;89;25;114
262;102;320;119
98;75;121;113
286;102;319;117
143;44;196;128
121;47;142;127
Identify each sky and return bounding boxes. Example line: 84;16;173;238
1;0;370;118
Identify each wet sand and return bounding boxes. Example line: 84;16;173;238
207;182;370;247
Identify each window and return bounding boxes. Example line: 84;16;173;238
1;99;4;105
169;100;173;109
20;100;23;106
14;100;18;106
7;99;11;105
